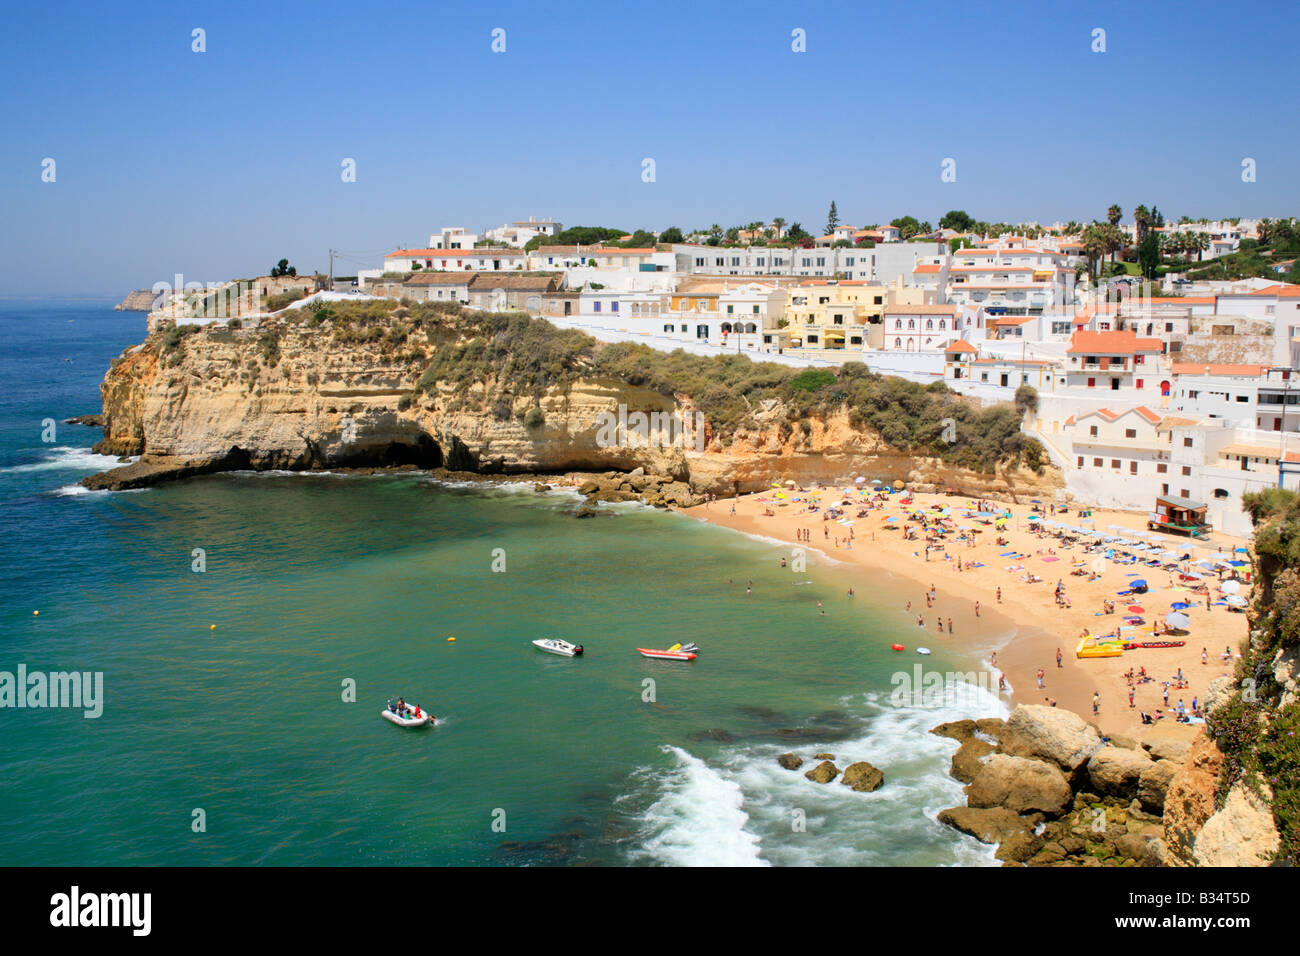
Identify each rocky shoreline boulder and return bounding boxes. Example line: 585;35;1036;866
841;761;884;792
998;704;1103;775
933;704;1200;867
1086;746;1155;800
805;760;839;784
965;753;1073;817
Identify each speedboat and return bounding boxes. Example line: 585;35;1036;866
533;638;584;657
382;699;434;727
637;643;697;661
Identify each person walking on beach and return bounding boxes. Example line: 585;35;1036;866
996;587;1001;604
1128;687;1135;709
1202;646;1208;665
1056;647;1063;669
947;617;953;634
974;601;980;618
1036;669;1044;689
1092;693;1100;716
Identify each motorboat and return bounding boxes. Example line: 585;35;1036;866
382;699;434;727
638;642;697;661
532;638;584;657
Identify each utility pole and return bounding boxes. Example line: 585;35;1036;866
328;248;336;291
1280;369;1292;490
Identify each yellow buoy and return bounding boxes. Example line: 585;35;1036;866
447;636;456;642
33;610;39;616
210;624;217;630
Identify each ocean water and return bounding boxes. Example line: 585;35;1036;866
0;302;1005;866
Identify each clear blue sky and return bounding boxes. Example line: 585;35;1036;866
2;0;1296;296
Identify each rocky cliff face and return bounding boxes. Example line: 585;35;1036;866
86;313;1062;500
114;290;156;312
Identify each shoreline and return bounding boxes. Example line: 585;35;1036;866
680;486;1250;739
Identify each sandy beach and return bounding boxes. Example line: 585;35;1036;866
682;485;1252;738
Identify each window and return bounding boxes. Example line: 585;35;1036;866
1087;377;1096;388
1214;489;1229;499
1130;461;1138;474
1183;437;1193;448
1165;323;1174;332
1161;483;1169;494
1136;379;1144;389
611;302;618;313
1181;489;1190;498
1125;429;1136;438
1156;463;1167;474
1111;459;1121;469
1077;456;1084;467
1093;458;1103;467
593;302;601;312
1181;466;1191;476
1090;425;1099;437
715;258;724;267
874;296;883;305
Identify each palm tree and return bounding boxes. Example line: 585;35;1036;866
1107;204;1122;227
1064;220;1082;236
1134;205;1153;245
1081;224;1107;278
772;217;786;240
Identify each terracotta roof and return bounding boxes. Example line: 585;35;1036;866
1156;416;1199;431
469;274;560;291
593;248;657;256
913;263;943;273
1249;283;1300;298
945;340;978;353
883;304;958;315
404;273;472;285
1220;443;1281;459
386;248;524;259
1067;330;1163;354
1170;362;1269;377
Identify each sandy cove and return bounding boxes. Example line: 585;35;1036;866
681;487;1251;739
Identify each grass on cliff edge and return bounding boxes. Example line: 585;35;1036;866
1205;487;1300;864
151;299;1044;473
417;303;1045;472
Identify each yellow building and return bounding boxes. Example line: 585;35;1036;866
783;277;931;351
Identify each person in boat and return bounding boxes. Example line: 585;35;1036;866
395;697;408;716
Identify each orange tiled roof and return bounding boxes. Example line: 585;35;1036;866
1067;330;1163;354
1170;362;1270;377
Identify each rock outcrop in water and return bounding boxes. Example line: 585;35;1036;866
85;303;1063;499
935;704;1206;867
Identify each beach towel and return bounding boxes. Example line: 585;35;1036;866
1042;556;1060;563
1000;551;1017;557
967;562;984;568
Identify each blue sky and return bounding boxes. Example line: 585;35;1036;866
2;0;1296;295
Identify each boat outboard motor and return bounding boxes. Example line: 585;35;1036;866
574;644;584;655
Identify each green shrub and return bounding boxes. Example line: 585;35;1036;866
523;407;545;429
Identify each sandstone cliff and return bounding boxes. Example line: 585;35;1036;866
114;290;156;312
85;304;1062;501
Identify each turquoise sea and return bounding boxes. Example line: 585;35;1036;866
0;302;1007;866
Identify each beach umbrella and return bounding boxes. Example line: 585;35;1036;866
871;479;882;485
893;480;905;491
1234;547;1248;554
1221;579;1241;595
1130;579;1148;589
1194;560;1215;570
1225;594;1248;608
885;516;898;522
1206;551;1230;561
855;476;866;484
1027;515;1041;522
1170;601;1192;610
1227;560;1248;567
784;479;797;486
1165;612;1191;630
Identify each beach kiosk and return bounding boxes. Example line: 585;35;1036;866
1148;494;1210;538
